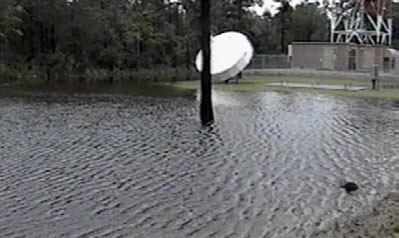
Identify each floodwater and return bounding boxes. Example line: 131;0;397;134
0;83;398;238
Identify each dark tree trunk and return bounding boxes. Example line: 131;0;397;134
185;38;190;69
307;30;312;42
50;24;56;53
281;18;285;54
238;0;243;29
200;0;214;126
39;23;44;53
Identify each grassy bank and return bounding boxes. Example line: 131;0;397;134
394;224;399;238
174;75;399;100
0;64;197;85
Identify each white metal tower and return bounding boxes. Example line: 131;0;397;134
328;0;393;45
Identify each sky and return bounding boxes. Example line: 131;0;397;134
252;0;399;15
251;0;319;15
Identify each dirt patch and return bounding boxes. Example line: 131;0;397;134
332;193;399;238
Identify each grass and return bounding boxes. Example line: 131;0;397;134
174;75;399;100
393;224;399;238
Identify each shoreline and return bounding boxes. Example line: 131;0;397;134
173;74;399;100
244;68;399;81
334;193;399;238
0;75;398;237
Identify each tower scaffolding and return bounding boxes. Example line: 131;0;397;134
328;0;393;45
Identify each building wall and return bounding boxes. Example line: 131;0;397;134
334;45;350;71
291;43;352;71
357;46;388;71
394;53;399;75
291;44;325;69
375;47;384;70
290;43;393;72
358;46;375;71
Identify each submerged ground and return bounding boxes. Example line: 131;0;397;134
175;75;399;100
0;82;398;237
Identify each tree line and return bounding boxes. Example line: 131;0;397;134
0;0;398;82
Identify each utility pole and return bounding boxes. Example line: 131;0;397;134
200;0;214;126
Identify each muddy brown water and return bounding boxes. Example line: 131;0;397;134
0;83;398;238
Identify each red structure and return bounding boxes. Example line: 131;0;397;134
329;0;393;45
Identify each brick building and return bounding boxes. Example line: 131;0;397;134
289;42;397;73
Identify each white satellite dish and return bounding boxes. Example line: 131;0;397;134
195;31;254;83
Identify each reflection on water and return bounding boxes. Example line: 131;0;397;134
0;85;398;238
0;81;194;98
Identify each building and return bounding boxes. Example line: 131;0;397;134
288;0;399;74
289;42;397;72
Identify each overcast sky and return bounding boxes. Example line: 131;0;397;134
252;0;399;15
251;0;316;15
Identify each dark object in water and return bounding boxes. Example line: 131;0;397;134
341;182;359;193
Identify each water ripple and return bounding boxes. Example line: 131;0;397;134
0;91;398;237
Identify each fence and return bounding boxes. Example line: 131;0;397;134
247;54;397;74
247;54;291;70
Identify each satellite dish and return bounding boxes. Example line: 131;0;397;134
195;31;254;83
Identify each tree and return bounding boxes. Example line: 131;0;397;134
291;2;329;42
273;0;293;53
3;0;382;82
392;2;399;49
0;2;23;63
200;0;214;126
249;10;279;54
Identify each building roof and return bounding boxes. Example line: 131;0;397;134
290;42;392;48
290;42;357;46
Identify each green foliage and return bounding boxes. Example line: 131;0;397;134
392;2;399;49
291;2;329;42
0;65;21;81
0;0;396;83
